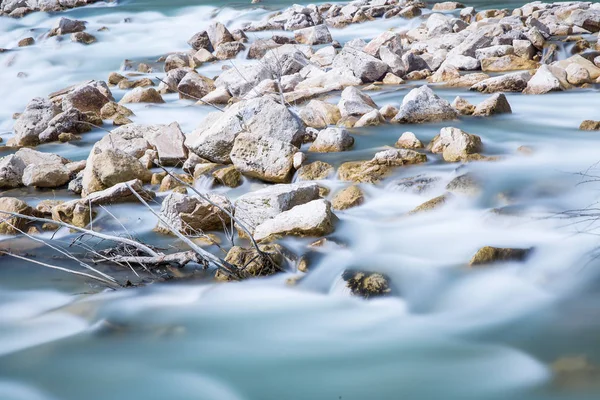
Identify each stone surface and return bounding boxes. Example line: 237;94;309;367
253;199;335;242
342;270;391;299
471;71;532;93
452;96;475;115
332;185;364;210
338;86;377;118
308;127;354;152
522;65;563;94
0;155;26;189
0;197;34;235
332;48;388;82
430;127;483;162
177;72;215;100
13;97;60;146
298;100;341;129
212;166;242;188
296;160;334;181
294;24;332;45
119;87;164;104
472;93;512;116
395;132;423;149
155;192;231;235
392;86;458;123
469;246;533;267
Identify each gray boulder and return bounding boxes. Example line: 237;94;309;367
13;97;60;146
392;86;458;123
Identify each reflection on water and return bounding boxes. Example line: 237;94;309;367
2;0;600;399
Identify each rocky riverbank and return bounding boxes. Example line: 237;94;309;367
2;0;600;296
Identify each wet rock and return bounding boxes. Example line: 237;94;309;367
469;246;533;267
342;270;391;299
555;55;600;80
62;83;111;113
565;63;591;85
234;182;320;233
0;198;34;235
452;96;475;115
0;155;26;189
186;97;304;164
338;149;427;183
409;194;451;214
522;65;563;94
430;127;483;162
214;41;246;60
207;21;234;48
392;85;458;124
395;132;423;149
338;86;377;118
470;71;531;93
296;160;334;181
177;72;215;100
13;97;60;146
155;192;231;235
187;30;212;51
100;101;134;121
254;199;335;242
215;244;285;281
119;87;164;104
473;93;512;116
18;37;34;47
332;185;364;210
446;173;481;196
81;148;152;196
387;175;440;194
158;173;193;192
71;32;96;45
49;18;85;36
108;72;127;86
309;127;354;153
164;53;193;72
481;55;539;72
580;120;600;131
332;47;388;82
212;166;242;188
230;132;298;183
298;100;341;129
294;24;332;45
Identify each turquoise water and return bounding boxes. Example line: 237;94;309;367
2;1;600;399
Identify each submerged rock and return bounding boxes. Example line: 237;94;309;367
342;270;391;299
409;194;451;214
332;185;364;210
469;246;533;267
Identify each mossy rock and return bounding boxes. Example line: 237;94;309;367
469;246;533;267
342;270;391;299
215;244;285;281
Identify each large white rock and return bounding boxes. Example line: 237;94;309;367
214;63;272;97
392;86;458;123
309;128;354;152
522;65;563;95
294;24;332;45
298;100;341;128
0;155;26;189
332;48;388;83
234;182;320;232
431;127;482;162
13;97;60;146
253;199;335;242
338;86;377;118
155;192;231;235
230;132;298;183
185;97;304;164
471;71;532;93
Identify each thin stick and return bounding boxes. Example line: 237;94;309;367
0;211;159;257
1;252;119;288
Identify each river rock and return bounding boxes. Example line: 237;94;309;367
310;45;337;66
522;65;563;94
332;185;364;210
430;127;482;162
253;199;335;242
119;87;164;104
565;63;591;85
469;246;533;267
471;71;532;93
338;86;377;118
298;100;341;128
309;127;354;153
49;18;85;36
71;32;96;45
481;55;539;72
296;160;334;181
354;110;384;127
409;194;451;214
446;173;482;196
392;86;458;123
177;72;215;100
451;96;475;115
395;132;423;149
338;149;427;183
13;97;60;146
379;104;398;120
188;30;212;51
555;55;600;80
207;21;234;49
62;82;111;114
200;87;232;105
580;120;600;131
0;197;34;235
472;93;512;116
342;270;391;299
379;46;407;77
230;132;298;183
212;166;242;188
0;155;26;189
332;47;388;82
155;192;231;235
294;24;332;45
567;9;600;33
215;244;286;281
38;108;89;143
186;97;304;163
100;101;134;121
21;161;70;188
81;148;152;196
214;64;272;97
475;45;514;60
234;182;320;232
214;42;246;60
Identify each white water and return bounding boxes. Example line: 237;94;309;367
2;1;600;399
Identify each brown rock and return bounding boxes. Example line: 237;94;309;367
332;185;364;210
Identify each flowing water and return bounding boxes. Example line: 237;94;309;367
2;1;600;399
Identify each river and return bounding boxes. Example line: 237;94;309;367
1;0;600;399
